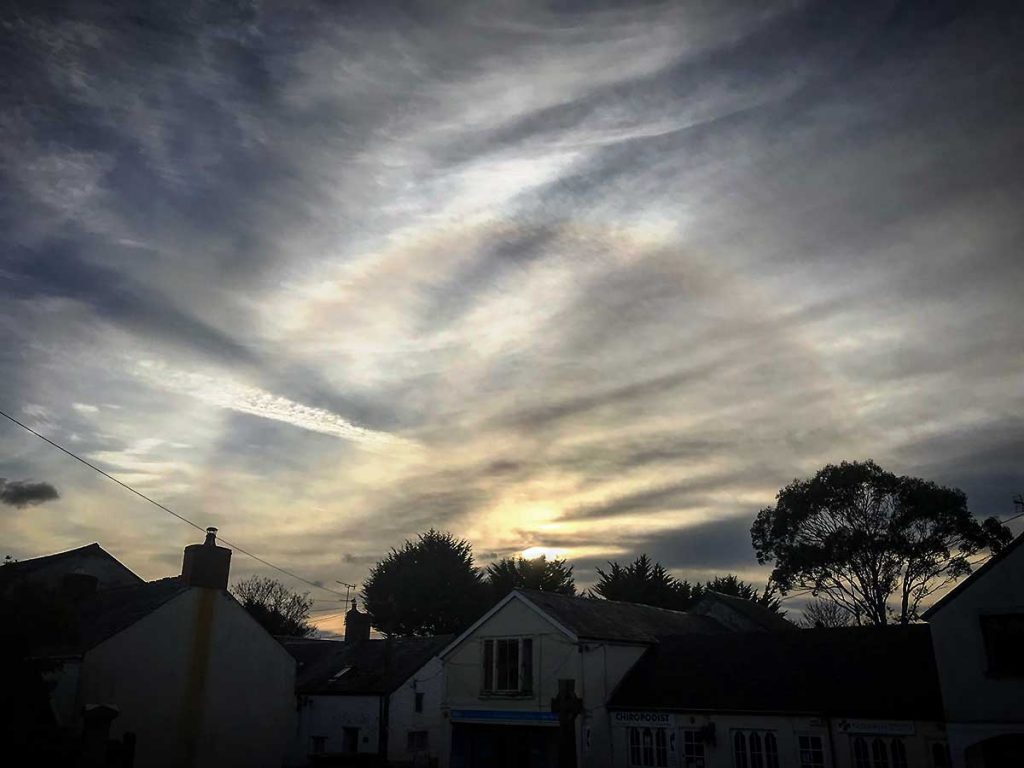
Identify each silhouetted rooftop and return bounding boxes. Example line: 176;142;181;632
609;624;943;721
517;589;725;643
694;590;795;631
1;542;142;587
280;634;452;695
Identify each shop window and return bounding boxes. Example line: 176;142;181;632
627;727;668;767
311;736;326;754
890;738;908;768
930;742;951;768
765;732;780;768
734;731;778;768
798;735;825;768
681;729;706;768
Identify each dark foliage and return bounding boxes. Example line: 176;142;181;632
485;555;576;601
230;575;314;637
752;460;1012;625
592;554;699;610
362;529;488;636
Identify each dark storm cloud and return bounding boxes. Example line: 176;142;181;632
0;478;60;508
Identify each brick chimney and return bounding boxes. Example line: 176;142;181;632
345;598;371;643
181;527;231;590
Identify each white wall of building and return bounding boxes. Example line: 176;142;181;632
389;655;447;765
288;694;380;765
78;588;295;768
928;540;1024;766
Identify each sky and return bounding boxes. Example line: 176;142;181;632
2;0;1023;634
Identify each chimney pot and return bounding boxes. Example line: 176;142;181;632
345;598;371;644
182;529;231;589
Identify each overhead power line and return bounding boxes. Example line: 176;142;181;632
0;407;345;598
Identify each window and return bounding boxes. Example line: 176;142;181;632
750;732;764;768
311;736;326;754
980;614;1024;677
871;738;890;768
481;638;533;693
734;731;748;768
853;737;906;768
627;727;668;767
890;739;908;768
407;730;428;751
930;742;950;768
853;737;870;768
799;735;825;768
734;731;777;768
682;730;706;768
414;691;424;713
342;727;359;754
765;733;780;768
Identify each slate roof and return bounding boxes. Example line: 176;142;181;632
518;589;725;643
695;590;795;631
609;624;944;721
281;635;452;695
34;577;188;656
1;542;142;587
923;530;1024;619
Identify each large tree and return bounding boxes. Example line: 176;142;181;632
362;529;488;636
751;460;1012;625
230;576;315;637
593;554;699;610
485;555;576;601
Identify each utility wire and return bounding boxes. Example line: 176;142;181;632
0;407;345;598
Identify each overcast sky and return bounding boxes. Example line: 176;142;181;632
2;0;1022;632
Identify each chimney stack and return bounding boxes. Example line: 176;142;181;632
181;527;232;590
345;598;371;643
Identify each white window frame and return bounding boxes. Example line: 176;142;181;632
627;726;669;768
481;637;533;694
681;729;707;768
796;733;827;768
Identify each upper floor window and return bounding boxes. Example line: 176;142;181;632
414;691;424;713
980;614;1024;677
628;727;668;768
482;637;533;693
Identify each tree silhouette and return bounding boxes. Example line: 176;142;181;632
752;460;1012;625
593;554;698;610
800;598;853;628
362;529;488;636
485;555;576;601
230;576;314;637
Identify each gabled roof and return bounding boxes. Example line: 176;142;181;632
1;542;142;587
923;530;1024;619
280;635;452;695
609;624;944;721
519;589;725;643
34;577;189;656
693;590;795;632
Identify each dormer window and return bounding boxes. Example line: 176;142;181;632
482;638;533;694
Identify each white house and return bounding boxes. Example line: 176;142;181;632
923;531;1024;768
29;529;296;768
437;588;783;768
281;604;451;767
607;626;949;768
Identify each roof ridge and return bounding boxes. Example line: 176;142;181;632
516;588;694;617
